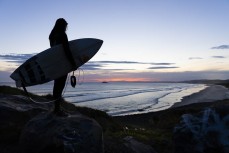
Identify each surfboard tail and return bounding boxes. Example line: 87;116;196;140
10;71;23;87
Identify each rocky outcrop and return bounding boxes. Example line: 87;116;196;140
20;113;103;153
0;94;47;145
174;107;229;153
0;94;103;153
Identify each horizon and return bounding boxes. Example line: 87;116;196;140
1;0;229;83
1;78;228;84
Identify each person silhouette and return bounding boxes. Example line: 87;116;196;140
49;18;76;115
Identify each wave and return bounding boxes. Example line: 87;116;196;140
74;84;207;116
65;85;191;103
4;82;207;116
66;88;166;103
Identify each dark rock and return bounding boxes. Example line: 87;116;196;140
0;94;47;144
174;107;229;153
0;94;103;153
19;113;103;153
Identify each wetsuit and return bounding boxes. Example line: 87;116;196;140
49;32;75;112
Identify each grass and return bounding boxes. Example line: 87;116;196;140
0;85;29;96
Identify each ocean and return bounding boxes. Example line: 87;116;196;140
1;81;206;116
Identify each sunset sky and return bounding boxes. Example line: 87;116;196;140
0;0;229;82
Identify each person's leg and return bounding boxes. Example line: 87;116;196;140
53;74;68;113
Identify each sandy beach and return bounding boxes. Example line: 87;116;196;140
171;85;229;108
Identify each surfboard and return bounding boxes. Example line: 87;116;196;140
10;38;103;87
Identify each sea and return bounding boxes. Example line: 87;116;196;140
1;81;207;116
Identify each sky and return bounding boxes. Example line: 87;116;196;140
0;0;229;82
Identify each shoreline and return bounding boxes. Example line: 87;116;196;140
1;83;228;117
114;84;229;130
115;84;229;118
111;84;208;116
171;84;229;108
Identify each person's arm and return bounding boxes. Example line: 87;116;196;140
62;33;77;69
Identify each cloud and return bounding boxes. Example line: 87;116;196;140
92;61;140;64
189;57;203;60
81;63;103;70
0;53;35;63
148;66;179;69
91;61;175;65
150;63;175;65
83;61;176;70
0;55;175;66
211;56;226;58
211;45;229;49
0;54;177;71
81;62;134;71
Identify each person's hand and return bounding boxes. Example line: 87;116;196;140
70;60;77;70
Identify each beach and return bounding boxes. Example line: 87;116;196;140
72;83;229;116
113;84;229;152
113;83;229;131
171;85;229;108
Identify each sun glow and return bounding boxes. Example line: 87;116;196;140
93;77;158;82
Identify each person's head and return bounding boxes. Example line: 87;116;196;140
52;18;68;33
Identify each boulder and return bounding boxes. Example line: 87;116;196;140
0;94;103;153
19;113;103;153
0;94;47;144
174;107;229;153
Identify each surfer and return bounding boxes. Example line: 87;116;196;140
49;18;76;115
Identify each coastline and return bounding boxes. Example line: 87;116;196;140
114;84;229;121
1;82;224;116
171;84;229;108
1;82;228;116
1;84;229;153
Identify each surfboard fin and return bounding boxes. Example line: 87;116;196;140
70;72;77;88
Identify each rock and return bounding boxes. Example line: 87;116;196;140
0;94;47;144
124;136;157;153
0;94;103;153
174;107;229;153
19;112;103;153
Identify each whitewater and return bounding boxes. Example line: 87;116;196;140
5;82;206;116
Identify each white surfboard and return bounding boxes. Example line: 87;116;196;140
10;38;103;87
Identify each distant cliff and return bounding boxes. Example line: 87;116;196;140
181;79;229;85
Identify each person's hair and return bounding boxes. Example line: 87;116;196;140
49;18;68;40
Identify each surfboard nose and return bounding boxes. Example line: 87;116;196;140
95;39;103;46
93;39;103;50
